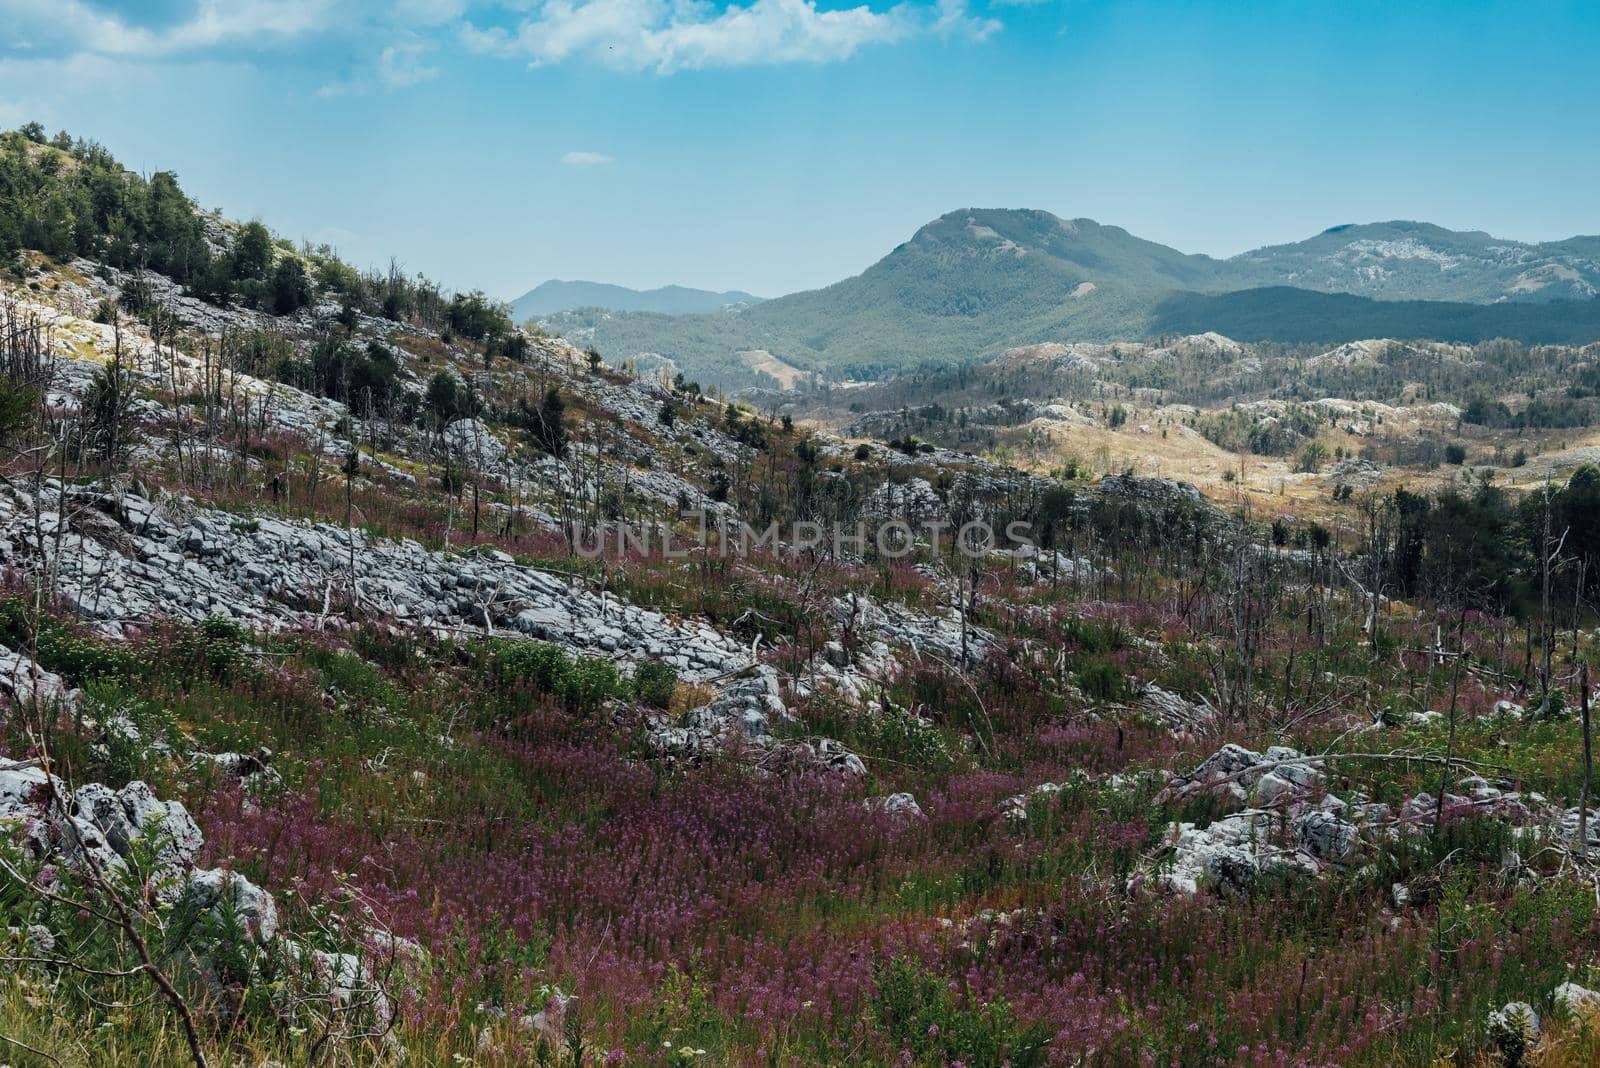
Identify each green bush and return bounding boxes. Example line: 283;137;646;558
1055;616;1127;654
489;640;572;693
308;647;397;714
633;661;679;708
0;597;143;686
79;689;183;787
562;657;623;711
167;616;253;684
1075;657;1130;701
872;956;1049;1068
485;639;628;712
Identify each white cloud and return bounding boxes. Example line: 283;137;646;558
0;0;337;58
378;39;440;87
934;0;999;39
316;31;439;96
461;0;990;73
561;150;615;165
1;0;1002;88
393;0;468;25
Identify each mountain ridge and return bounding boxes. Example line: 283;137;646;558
550;208;1600;385
1232;219;1600;303
510;278;762;319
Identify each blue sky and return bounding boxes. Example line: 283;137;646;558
2;0;1598;300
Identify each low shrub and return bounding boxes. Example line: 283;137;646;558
632;660;679;708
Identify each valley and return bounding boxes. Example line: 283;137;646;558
2;124;1600;1068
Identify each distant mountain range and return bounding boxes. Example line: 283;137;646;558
1237;221;1600;303
509;279;762;319
545;210;1600;387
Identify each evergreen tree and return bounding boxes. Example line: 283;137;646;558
270;256;312;314
232;221;273;281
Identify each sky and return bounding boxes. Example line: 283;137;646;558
2;0;1598;301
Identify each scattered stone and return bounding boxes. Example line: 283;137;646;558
1490;699;1526;721
1554;981;1600;1016
1137;683;1216;733
1326;457;1383;487
181;868;280;943
1296;810;1359;862
515;989;576;1044
444;418;507;469
309;948;393;1027
1486;1001;1540;1054
1002;780;1066;821
866;792;925;820
0;757;51;818
0;642;79;710
1165;743;1273;805
71;779;204;881
197;748;284;790
1149;811;1319;896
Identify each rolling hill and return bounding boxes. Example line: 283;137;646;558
549;209;1600;387
509;279;761;318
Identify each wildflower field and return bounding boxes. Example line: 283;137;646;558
6;534;1600;1068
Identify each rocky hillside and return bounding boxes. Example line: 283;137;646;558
1237;221;1600;303
5;126;1600;1067
771;327;1600;491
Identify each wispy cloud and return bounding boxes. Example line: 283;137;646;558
4;0;440;99
461;0;994;74
934;0;1000;37
393;0;468;25
0;0;337;58
308;28;439;96
378;38;440;88
1;0;1003;89
561;150;615;166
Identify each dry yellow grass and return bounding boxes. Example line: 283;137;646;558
996;398;1600;524
1463;1005;1600;1067
739;348;809;390
1001;410;1391;523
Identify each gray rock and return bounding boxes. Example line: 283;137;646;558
0;483;807;764
309;948;393;1027
0;757;50;818
1175;743;1264;800
867;792;926;820
1487;1001;1540;1049
0;642;79;710
1152;811;1318;896
72;780;204;877
182;868;279;943
1296;810;1358;862
1554;981;1600;1015
1253;772;1298;806
1138;683;1216;732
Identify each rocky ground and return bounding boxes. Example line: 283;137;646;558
3;216;1600;1066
